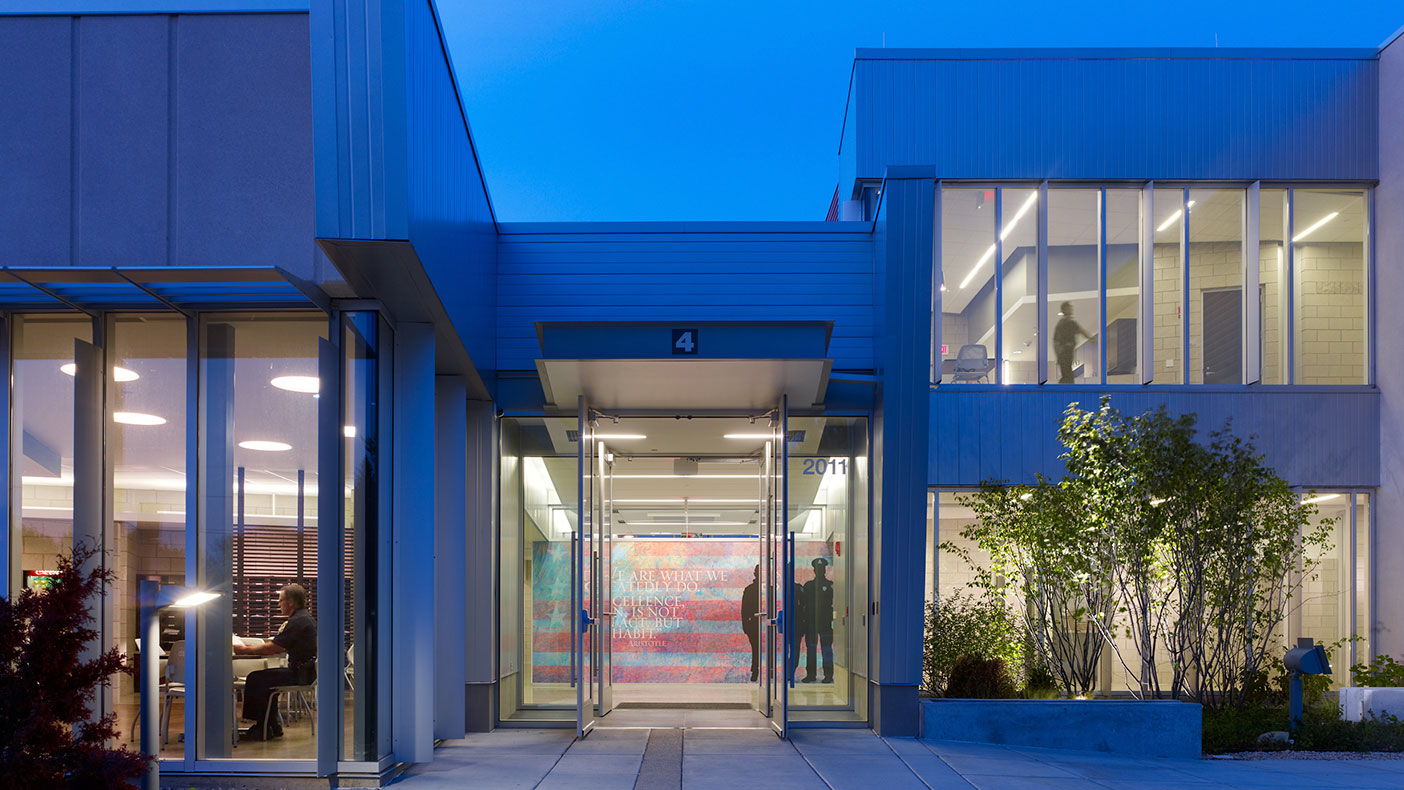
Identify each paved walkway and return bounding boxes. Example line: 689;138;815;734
391;728;1404;789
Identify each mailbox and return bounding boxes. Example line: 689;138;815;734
1285;638;1332;676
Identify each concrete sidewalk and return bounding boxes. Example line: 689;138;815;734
390;727;1404;789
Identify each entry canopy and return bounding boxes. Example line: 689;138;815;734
535;321;834;410
0;266;326;312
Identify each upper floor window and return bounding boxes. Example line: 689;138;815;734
933;183;1371;387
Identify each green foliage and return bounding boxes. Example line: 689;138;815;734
940;397;1331;709
946;655;1018;699
1021;664;1061;699
922;591;1022;697
1352;654;1404;688
1203;704;1404;754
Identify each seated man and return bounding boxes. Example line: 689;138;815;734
234;583;316;741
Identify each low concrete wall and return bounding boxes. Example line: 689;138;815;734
920;699;1202;757
1340;688;1404;722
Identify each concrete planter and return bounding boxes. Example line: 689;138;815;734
920;698;1202;758
1339;687;1404;722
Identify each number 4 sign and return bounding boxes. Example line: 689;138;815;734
671;328;698;355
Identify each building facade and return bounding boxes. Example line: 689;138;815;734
1;1;1401;785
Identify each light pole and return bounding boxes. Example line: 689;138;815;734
139;579;219;790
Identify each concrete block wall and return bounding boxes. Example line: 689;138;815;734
1296;243;1367;385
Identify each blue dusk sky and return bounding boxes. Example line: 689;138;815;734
437;1;1403;223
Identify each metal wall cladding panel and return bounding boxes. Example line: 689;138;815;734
405;0;497;372
175;14;318;274
929;388;1381;489
855;56;1379;181
0;16;73;266
496;229;876;371
0;14;323;281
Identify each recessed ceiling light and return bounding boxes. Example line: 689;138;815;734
1292;212;1339;243
61;363;139;381
595;434;646;440
271;375;320;394
113;412;166;426
238;440;291;452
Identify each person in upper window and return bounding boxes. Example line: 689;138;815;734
1053;302;1094;384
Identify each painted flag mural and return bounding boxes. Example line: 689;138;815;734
531;539;836;683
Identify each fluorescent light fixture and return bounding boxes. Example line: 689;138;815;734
113;412;166;426
344;425;357;438
1292;212;1339;243
61;363;139;381
623;521;749;527
613;498;756;504
238;440;291;452
169;591;220;609
271;375;320;394
612;474;758;480
1302;493;1341;505
724;433;774;440
1154;200;1197;233
595;433;646;440
959;191;1038;289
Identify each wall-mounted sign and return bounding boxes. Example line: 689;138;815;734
671;328;698;355
23;569;60;592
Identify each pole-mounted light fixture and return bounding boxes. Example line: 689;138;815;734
139;579;219;790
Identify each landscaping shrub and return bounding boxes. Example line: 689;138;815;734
922;591;1022;697
1202;703;1404;754
0;543;147;788
1352;654;1404;688
944;398;1331;706
945;654;1017;699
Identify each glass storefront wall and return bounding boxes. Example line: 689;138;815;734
2;309;386;772
498;415;869;725
933;183;1372;387
927;489;1375;695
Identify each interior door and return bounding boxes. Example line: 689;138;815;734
574;397;599;737
1202;288;1243;384
764;396;790;737
596;439;615;718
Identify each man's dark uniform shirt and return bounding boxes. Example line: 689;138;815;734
273;607;318;683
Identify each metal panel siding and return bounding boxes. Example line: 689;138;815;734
0;17;74;266
0;14;323;280
929;388;1380;488
405;0;496;373
496;229;875;371
76;16;169;269
856;56;1378;181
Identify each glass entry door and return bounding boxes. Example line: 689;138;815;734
574;398;614;736
595;436;615;719
762;396;790;737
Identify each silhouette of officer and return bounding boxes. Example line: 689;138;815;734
741;565;761;681
800;557;835;683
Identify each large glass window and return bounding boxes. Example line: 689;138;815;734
1047;189;1101;384
1187;188;1245;385
1105;189;1142;384
940;187;997;383
197;314;326;760
108;315;187;759
1151;188;1185;384
1293;189;1368;385
1000;187;1039;384
1260;189;1288;384
10;316;92;594
342;313;390;761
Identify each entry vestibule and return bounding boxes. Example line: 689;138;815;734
497;413;870;732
